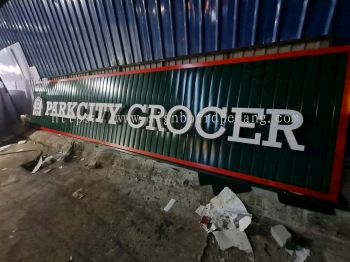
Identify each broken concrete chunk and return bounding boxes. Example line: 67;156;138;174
295;247;310;262
286;247;310;262
163;198;176;212
213;228;253;253
72;188;86;199
271;224;292;247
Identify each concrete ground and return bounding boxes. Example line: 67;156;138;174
0;130;349;261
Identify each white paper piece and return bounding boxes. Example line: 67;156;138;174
163;198;176;212
195;187;252;231
213;228;253;253
32;157;43;174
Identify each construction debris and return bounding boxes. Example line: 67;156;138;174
286;247;310;262
17;140;26;145
42;155;55;166
295;247;310;262
271;224;292;247
72;188;86;199
43;169;53;174
0;144;11;152
195;187;253;253
196;187;252;232
163;198;176;212
213;228;253;252
32;157;43;174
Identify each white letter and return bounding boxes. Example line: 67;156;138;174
77;102;88;121
166;105;194;135
45;101;52;116
95;103;108;123
58;102;67;118
66;102;77;119
262;109;305;151
127;104;148;128
107;103;123;124
146;105;166;132
228;108;264;145
195;107;227;139
86;103;96;122
51;102;58;117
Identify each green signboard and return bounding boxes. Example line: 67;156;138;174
31;47;350;202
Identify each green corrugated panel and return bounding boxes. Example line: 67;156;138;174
31;53;348;195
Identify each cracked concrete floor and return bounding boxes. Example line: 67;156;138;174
1;131;343;261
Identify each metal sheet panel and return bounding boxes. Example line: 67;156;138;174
0;0;350;77
31;48;350;201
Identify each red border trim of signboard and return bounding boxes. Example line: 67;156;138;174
38;46;350;202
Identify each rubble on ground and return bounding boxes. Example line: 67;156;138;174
286;246;310;262
32;156;43;174
196;187;253;253
271;224;292;247
163;198;176;212
72;188;86;199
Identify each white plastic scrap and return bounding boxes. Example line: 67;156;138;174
196;187;252;232
195;187;253;253
163;198;176;212
32;157;43;174
213;228;253;252
17;140;26;145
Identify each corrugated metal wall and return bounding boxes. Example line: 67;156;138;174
0;0;349;78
